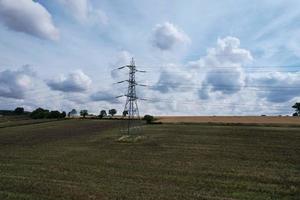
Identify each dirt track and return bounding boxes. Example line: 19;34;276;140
157;116;300;125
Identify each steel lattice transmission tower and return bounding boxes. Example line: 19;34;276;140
115;58;146;134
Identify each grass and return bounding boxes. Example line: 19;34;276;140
0;115;63;129
0;120;299;199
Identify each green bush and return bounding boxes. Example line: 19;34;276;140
14;107;24;115
143;115;154;124
30;108;66;119
30;108;49;119
60;111;66;118
99;110;107;119
109;109;117;117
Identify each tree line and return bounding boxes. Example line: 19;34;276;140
27;108;119;119
68;108;118;118
3;102;300;120
30;108;66;119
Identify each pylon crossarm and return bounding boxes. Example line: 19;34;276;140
136;83;147;87
135;69;146;73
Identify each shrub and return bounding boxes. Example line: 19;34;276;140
99;110;107;119
60;111;66;118
14;107;24;115
143;115;154;124
30;108;66;119
30;108;50;119
123;110;128;117
109;109;117;117
48;111;61;118
80;110;88;118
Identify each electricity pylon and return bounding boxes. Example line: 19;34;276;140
115;58;146;134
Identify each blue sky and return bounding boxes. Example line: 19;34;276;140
0;0;300;115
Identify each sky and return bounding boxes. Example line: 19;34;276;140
0;0;300;116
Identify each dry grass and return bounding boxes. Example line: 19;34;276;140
157;116;300;125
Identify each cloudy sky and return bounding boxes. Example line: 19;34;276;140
1;0;300;115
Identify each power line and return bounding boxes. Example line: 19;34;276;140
138;65;300;70
1;95;295;114
5;83;295;105
146;84;300;91
18;82;300;98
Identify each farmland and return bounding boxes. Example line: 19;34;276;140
0;119;299;199
157;116;300;125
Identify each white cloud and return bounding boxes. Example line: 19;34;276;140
0;66;34;99
250;72;300;103
0;0;59;40
197;36;253;98
110;51;133;80
152;22;190;50
47;70;92;92
152;37;252;97
207;37;253;64
204;67;245;95
153;64;194;93
90;90;121;104
57;0;108;25
147;36;300;115
57;0;88;21
147;36;262;115
89;9;108;25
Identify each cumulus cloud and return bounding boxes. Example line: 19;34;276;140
250;72;300;103
110;51;133;80
206;37;253;64
153;64;194;93
47;70;92;92
152;37;252;97
90;90;121;104
0;66;34;99
0;0;59;40
204;67;245;95
197;37;253;98
56;0;108;25
148;36;300;115
152;22;190;50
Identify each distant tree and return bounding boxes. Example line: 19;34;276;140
48;111;61;118
60;111;66;118
80;110;88;118
143;115;154;124
292;103;300;116
99;110;107;118
123;110;128;117
30;108;66;119
293;112;298;117
30;108;49;119
109;109;117;117
68;109;77;117
14;107;24;115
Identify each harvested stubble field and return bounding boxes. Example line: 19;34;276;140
157;116;300;125
0;119;299;200
0;115;61;128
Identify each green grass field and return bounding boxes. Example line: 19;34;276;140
0;119;299;199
